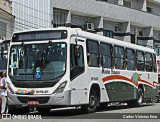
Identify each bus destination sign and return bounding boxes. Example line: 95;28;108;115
12;30;67;42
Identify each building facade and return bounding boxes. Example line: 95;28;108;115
10;0;160;55
51;0;160;55
0;0;14;40
12;0;52;31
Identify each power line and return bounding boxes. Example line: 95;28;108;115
0;0;64;34
13;8;51;25
0;7;52;32
10;0;55;31
12;0;53;17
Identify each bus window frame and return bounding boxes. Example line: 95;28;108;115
153;54;157;73
125;48;136;71
145;52;153;72
100;42;113;68
114;45;125;70
136;50;145;71
70;44;85;80
86;39;100;67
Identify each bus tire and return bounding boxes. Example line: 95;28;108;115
36;107;51;115
151;96;158;103
81;89;98;113
136;87;144;106
127;87;144;107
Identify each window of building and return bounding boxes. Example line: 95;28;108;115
96;0;109;2
145;53;153;72
126;48;135;70
131;34;136;44
103;30;113;38
53;8;68;27
147;7;152;13
114;46;125;69
139;31;143;36
124;0;131;8
136;51;145;71
87;39;99;67
100;42;113;68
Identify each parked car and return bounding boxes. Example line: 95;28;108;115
151;84;160;103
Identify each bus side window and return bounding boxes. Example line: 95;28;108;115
70;44;85;80
114;46;125;69
145;52;153;72
86;39;99;67
100;42;112;68
153;54;157;72
126;48;135;70
136;51;145;71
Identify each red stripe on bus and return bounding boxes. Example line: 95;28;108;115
102;75;132;83
102;75;157;88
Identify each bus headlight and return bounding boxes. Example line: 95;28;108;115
54;81;67;94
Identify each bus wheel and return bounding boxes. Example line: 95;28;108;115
136;87;143;106
36;107;51;115
81;89;98;113
127;87;143;107
151;96;158;103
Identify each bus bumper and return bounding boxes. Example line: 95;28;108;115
8;90;71;107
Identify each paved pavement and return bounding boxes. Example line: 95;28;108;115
1;103;160;122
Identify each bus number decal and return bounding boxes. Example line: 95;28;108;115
91;77;98;81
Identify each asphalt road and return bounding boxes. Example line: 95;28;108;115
1;103;160;122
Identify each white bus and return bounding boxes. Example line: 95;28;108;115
7;27;158;114
0;40;9;73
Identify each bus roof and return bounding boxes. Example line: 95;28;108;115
12;27;155;54
74;28;155;53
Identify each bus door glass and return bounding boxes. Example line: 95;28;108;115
70;43;85;80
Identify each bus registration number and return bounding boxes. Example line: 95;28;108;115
28;101;39;105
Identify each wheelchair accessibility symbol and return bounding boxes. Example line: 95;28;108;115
36;72;41;79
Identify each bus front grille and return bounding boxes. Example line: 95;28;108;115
17;97;50;104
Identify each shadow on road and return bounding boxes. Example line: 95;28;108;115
28;103;156;118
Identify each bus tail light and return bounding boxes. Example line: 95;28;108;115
54;81;67;94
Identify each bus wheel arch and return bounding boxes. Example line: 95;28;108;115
127;84;144;107
90;83;101;105
81;83;101;113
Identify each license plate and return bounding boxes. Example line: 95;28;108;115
28;101;39;105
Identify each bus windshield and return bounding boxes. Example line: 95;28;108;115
8;42;67;81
